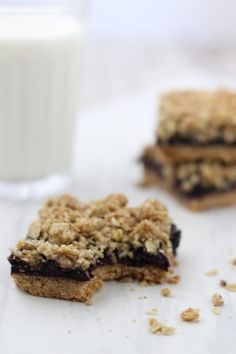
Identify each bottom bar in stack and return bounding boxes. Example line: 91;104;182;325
141;146;236;211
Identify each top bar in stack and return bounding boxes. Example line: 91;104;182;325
157;90;236;162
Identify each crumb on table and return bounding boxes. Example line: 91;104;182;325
149;318;176;336
160;288;172;297
180;308;200;322
205;269;218;276
167;275;181;284
231;258;236;266
212;306;221;315
146;308;158;315
212;293;224;306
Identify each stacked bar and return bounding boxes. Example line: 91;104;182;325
141;90;236;211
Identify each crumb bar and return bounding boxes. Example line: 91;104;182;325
8;194;181;304
141;146;236;211
157;90;236;162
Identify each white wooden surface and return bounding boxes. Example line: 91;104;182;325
0;55;236;354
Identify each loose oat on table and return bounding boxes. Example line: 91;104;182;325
148;317;176;336
160;287;171;297
180;308;200;322
220;279;236;291
225;283;236;292
205;269;218;276
212;293;224;306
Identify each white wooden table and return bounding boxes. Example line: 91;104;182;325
0;48;236;354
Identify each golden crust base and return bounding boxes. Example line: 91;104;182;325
12;265;168;304
143;168;236;211
159;145;236;163
12;273;103;304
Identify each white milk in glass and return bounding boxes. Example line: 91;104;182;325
0;8;83;196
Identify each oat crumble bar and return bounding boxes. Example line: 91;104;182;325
8;194;181;304
140;90;236;210
220;281;236;292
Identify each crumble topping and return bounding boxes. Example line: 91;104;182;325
160;287;171;297
212;293;224;306
12;194;173;270
180;308;200;322
148;318;176;335
157;90;236;143
205;269;218;276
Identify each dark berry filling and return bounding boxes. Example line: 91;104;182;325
140;155;163;178
157;136;236;146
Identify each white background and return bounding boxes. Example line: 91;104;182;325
88;0;236;46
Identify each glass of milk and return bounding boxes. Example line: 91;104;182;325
0;1;86;199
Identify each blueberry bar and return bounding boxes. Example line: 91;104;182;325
9;194;181;304
141;146;236;211
157;90;236;162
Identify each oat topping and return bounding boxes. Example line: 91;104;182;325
205;269;218;276
11;194;173;270
160;287;171;297
148;318;176;335
212;293;224;306
158;90;236;143
180;308;200;322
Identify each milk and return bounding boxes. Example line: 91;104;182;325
0;9;83;180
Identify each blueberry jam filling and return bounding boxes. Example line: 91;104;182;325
140;155;163;178
174;181;236;198
157;136;236;146
9;224;181;281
